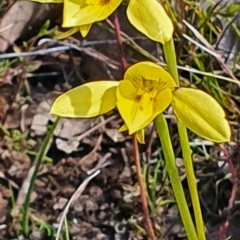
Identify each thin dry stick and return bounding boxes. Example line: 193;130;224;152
220;144;236;209
145;125;155;200
55;170;101;240
219;144;237;239
112;12;155;239
76;115;116;142
112;12;127;75
133;135;156;240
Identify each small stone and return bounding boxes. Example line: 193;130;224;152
29;230;44;240
74;202;84;212
98;211;107;220
53;197;68;210
96;233;108;240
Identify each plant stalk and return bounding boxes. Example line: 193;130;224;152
22;117;60;236
155;114;198;240
163;38;205;240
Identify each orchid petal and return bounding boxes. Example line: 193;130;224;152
30;0;62;2
172;88;231;142
63;0;122;27
55;27;79;39
119;124;145;144
79;24;92;37
116;80;153;134
119;124;128;132
153;88;173;118
116;96;153;134
116;80;172;134
62;0;83;27
136;129;145;144
124;61;176;92
55;24;92;39
50;81;119;117
127;0;173;44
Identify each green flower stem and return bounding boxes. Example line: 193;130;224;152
64;217;70;240
177;120;205;239
22;116;60;236
163;38;205;240
155;114;198;240
163;39;179;85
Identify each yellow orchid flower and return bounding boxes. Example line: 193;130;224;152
61;0;173;41
30;0;121;37
50;61;231;143
62;0;122;27
30;0;173;42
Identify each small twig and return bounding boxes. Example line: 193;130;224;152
112;12;127;74
220;144;237;209
0;23;13;33
219;144;237;239
0;46;72;59
145;125;155;162
112;12;154;238
145;125;155;203
38;38;120;70
55;170;101;240
74;115;116;141
133;135;156;240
